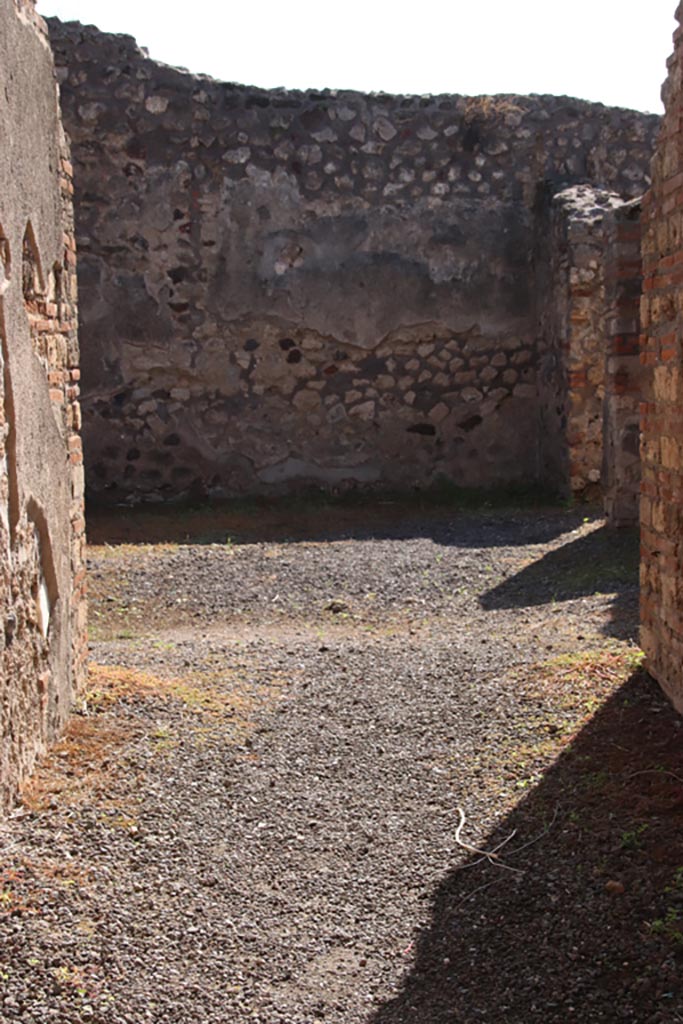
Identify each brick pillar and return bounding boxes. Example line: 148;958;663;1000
640;3;683;710
602;200;643;526
536;185;630;499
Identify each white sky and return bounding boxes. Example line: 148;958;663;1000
36;0;676;113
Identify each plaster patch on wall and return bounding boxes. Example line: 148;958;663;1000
0;222;11;543
0;313;9;545
26;499;58;640
22;221;45;305
0;291;19;544
0;224;10;296
35;563;50;638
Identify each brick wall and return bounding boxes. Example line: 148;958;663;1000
0;0;86;811
640;2;683;710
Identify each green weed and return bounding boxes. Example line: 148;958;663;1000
620;823;648;850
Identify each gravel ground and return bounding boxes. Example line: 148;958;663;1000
2;503;682;1024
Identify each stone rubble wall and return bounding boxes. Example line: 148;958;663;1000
640;2;683;712
602;200;643;526
0;0;86;811
46;18;659;502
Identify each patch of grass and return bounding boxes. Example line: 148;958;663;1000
649;866;683;945
515;773;543;791
0;858;91;918
21;662;288;816
93;541;180;559
108;813;139;831
52;964;88;993
83;664;177;711
649;907;683;947
584;769;610;791
527;647;644;714
151;723;176;753
85;663;269;722
20;714;141;815
665;866;683;895
497;645;646;799
463;95;525;122
621;823;649;850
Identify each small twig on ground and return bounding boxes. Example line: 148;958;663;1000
505;804;559;860
453;805;560;918
455;808;524;874
628;768;683;785
452;877;503;916
453;824;518;872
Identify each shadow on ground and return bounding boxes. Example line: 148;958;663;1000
370;668;683;1024
86;493;588;548
481;524;640;642
481;525;638;608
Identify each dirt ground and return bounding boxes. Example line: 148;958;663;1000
1;498;683;1024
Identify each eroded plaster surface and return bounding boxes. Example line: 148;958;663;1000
0;0;86;811
47;19;658;502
